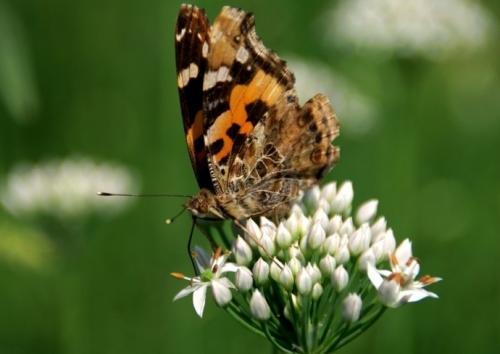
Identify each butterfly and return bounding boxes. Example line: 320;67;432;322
175;5;339;226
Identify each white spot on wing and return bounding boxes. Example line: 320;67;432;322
202;42;209;58
177;63;199;88
236;47;250;63
203;66;232;90
176;28;186;42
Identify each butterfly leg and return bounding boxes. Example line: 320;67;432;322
187;218;200;275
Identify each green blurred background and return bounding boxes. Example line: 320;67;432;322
1;0;499;353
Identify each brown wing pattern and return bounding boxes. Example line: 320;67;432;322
223;90;340;219
175;5;213;190
201;6;295;193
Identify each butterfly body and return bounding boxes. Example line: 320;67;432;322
176;5;340;222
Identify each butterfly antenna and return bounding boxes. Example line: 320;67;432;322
165;207;187;224
97;192;191;198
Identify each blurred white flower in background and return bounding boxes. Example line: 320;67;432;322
286;56;377;136
323;0;495;60
1;157;138;221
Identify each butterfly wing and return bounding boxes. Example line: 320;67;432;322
201;6;295;195
175;5;213;190
201;7;339;219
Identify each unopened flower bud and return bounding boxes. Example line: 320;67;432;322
279;265;294;291
253;258;269;285
313;208;329;230
250;290;271;320
321;182;337;202
327;215;343;234
330;181;353;213
288;257;302;275
235;267;253;291
323;233;341;255
349;223;371;256
303;186;320;211
318;198;331;215
331;265;349;292
260;216;276;233
358;249;376;271
355;199;378;225
370;217;387;238
296;268;312;295
342;293;362;322
212;279;233;306
288;246;305;262
233;236;252;266
312;283;324;300
339;217;355;236
378;279;401;307
334;243;350;264
308;223;326;250
258;234;276;257
245;219;262;247
319;254;336;276
270;258;282;281
306;263;322;283
276;223;293;249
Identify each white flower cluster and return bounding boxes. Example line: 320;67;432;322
1;157;138;220
173;181;440;353
323;0;495;60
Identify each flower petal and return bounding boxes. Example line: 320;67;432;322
395;239;412;265
211;279;233;306
367;263;383;289
401;288;439;303
173;283;201;301
220;262;239;274
193;284;208;317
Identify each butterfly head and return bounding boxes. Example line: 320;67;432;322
185;188;225;220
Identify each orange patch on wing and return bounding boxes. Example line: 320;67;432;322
187;110;205;153
209;69;284;163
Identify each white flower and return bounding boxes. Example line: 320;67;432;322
279;265;295;291
276;223;293;249
331;182;354;213
367;239;441;308
288;257;303;276
312;283;324;300
233;236;252;266
245;219;262;247
235;267;253;292
324;0;495;60
308;222;326;250
173;249;238;317
370;217;387;238
348;223;372;256
342;293;362;323
332;265;349;292
296;268;313;295
250;290;271;321
327;215;343;234
253;258;270;285
313;208;329;230
357;249;376;271
323;233;341;255
319;254;336;277
320;182;337;203
355;199;378;225
1;157;137;220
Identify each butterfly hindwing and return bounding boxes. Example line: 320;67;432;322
175;5;213;190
